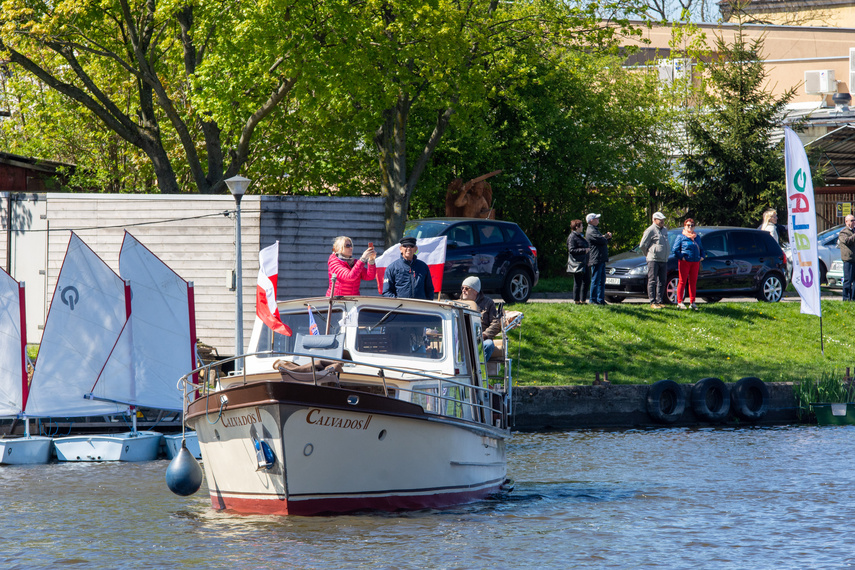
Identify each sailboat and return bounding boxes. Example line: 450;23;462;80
114;231;198;459
0;270;52;464
45;232;196;461
25;233;137;460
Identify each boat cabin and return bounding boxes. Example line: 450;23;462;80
223;296;513;430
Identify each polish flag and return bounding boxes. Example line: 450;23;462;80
257;241;292;336
375;236;447;294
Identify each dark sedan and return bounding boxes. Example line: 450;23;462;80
403;218;539;303
604;226;788;304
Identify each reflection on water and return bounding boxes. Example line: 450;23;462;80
1;426;854;569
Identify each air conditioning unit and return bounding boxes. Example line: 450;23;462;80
850;48;855;96
805;69;837;94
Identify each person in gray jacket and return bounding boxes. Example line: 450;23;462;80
839;214;855;301
639;211;669;308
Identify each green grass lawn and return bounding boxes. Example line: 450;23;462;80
507;300;855;386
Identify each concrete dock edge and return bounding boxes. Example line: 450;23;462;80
512;382;800;430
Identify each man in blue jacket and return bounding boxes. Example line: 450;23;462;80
382;237;435;300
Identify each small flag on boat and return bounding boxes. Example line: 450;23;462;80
307;306;319;336
256;241;292;336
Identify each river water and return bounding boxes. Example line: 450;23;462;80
2;426;853;569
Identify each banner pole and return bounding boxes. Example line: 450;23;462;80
820;315;824;355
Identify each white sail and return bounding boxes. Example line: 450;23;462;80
25;233;128;417
0;270;25;417
103;231;195;411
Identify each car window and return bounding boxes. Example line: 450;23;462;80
477;223;504;245
446;224;475;247
404;220;449;239
730;232;764;256
701;233;727;258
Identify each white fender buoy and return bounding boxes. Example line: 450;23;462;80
166;440;203;496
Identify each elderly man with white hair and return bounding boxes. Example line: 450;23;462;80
460;276;501;361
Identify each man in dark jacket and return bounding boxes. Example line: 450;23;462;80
585;213;612;306
839;215;855;301
381;237;435;299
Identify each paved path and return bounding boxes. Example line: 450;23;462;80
529;290;842;304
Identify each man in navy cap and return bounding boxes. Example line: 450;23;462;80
381;236;435;299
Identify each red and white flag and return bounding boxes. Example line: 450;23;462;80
257;241;292;336
375;236;447;294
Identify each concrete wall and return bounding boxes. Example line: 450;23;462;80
512;383;800;430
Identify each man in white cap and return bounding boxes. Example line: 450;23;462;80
639;211;669;308
585;213;612;305
460;276;500;360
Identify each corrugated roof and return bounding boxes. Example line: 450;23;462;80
806;123;855;183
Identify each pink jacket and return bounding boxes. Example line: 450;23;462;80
326;253;376;296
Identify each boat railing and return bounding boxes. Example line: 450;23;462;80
177;350;510;431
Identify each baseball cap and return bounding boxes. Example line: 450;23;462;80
586;213;601;223
652;212;666;220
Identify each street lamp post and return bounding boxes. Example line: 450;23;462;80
225;175;250;371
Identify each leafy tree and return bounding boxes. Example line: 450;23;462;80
412;51;677;276
0;0;329;194
680;18;794;226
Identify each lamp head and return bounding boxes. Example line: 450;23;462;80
225;175;250;198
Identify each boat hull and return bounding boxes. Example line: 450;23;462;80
164;432;202;459
53;431;163;462
188;382;507;516
0;436;53;465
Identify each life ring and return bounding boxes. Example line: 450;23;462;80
646;379;686;424
691;377;730;422
730;377;769;422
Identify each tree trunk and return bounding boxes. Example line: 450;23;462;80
375;95;411;247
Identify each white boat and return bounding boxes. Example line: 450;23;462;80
29;232;195;461
181;295;519;516
164;431;201;459
0;270;52;465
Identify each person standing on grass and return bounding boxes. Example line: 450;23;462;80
838;214;855;302
639;211;669;309
671;218;705;310
585;213;612;306
567;219;591;304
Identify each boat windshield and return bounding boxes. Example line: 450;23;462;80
354;308;444;360
256;308;344;354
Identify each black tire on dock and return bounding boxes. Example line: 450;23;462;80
730;377;769;422
647;380;686;424
691;377;730;422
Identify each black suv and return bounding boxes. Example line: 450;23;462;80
604;227;787;304
403;218;539;303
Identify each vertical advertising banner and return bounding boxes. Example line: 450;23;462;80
784;127;821;317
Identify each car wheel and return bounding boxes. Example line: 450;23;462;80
666;275;679;305
702;296;722;304
501;268;532;304
757;274;784;302
606;295;624;304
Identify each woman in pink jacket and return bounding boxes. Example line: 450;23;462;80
326;236;376;296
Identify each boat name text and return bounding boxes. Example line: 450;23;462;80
306;408;372;430
222;410;260;427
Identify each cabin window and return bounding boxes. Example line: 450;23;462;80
354;308;444;359
256;308;344;355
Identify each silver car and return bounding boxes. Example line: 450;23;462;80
784;224;844;285
828;259;846;290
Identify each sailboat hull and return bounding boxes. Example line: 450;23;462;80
54;431;163;462
0;436;53;465
164;432;201;459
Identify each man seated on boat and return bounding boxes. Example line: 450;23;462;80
459;276;500;361
381;236;435;300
